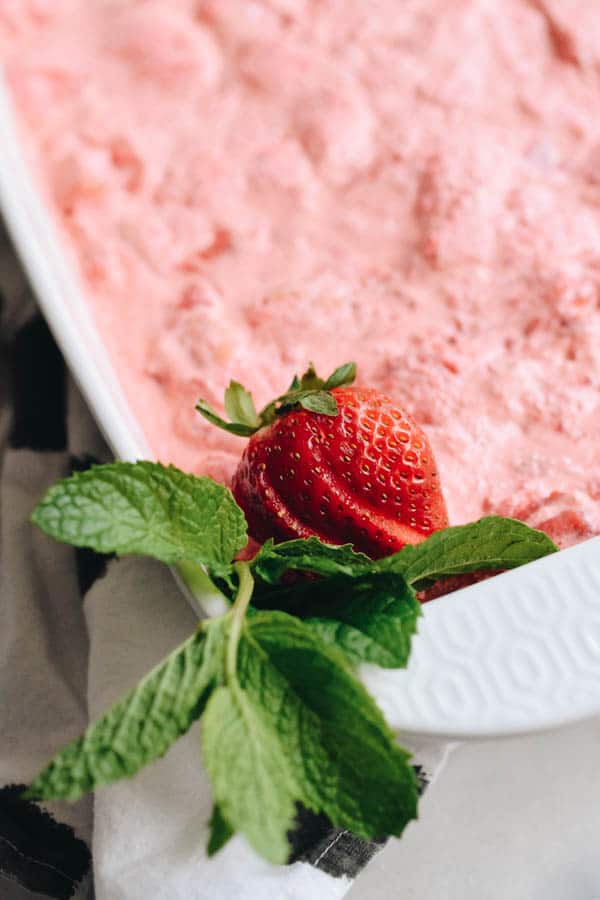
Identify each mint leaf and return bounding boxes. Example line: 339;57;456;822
324;361;356;390
252;570;419;667
26;621;226;802
379;516;558;587
207;804;235;856
202;683;302;864
223;381;261;430
202;610;418;861
252;537;371;584
254;518;556;593
31;462;246;576
303;572;420;667
245;613;418;838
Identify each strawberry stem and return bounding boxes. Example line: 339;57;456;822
196;361;357;438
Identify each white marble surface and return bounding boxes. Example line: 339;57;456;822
348;716;600;899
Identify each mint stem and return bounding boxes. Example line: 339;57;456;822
226;562;254;681
175;560;229;617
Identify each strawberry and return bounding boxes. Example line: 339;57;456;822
197;363;448;558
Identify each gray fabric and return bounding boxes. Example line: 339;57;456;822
1;230;93;899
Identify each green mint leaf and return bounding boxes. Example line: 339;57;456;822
253;518;556;595
303;572;420;667
298;391;339;416
252;569;419;667
202;611;418;861
207;804;235;856
323;361;357;390
252;537;371;584
379;516;558;588
202;683;301;864
223;381;261;430
196;398;258;436
25;621;226;802
31;461;246;576
246;613;418;838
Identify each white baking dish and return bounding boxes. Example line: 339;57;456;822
1;74;599;739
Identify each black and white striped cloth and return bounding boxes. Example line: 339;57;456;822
0;224;449;900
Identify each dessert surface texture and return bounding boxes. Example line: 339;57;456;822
2;0;599;544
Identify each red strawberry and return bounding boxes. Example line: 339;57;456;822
197;363;448;558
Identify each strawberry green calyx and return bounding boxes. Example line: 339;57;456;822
196;361;356;437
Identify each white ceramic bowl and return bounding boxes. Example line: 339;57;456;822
2;75;599;739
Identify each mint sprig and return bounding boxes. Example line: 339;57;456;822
202;604;418;863
26;558;418;864
196;362;356;437
31;461;246;578
27;461;558;864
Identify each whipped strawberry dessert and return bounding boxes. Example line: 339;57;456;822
2;1;599;546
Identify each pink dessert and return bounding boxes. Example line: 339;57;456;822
2;0;599;546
